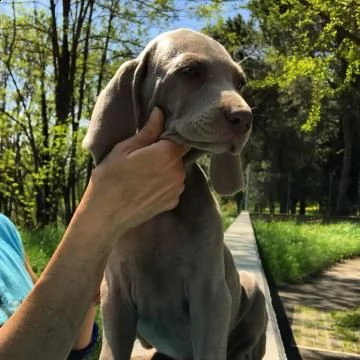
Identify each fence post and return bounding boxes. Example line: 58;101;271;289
327;172;333;216
286;172;291;214
245;164;250;211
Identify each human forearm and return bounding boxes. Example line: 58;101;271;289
25;253;99;352
0;183;121;359
72;305;97;350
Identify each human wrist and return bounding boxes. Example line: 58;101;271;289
75;173;129;240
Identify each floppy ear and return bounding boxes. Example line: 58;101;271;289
83;57;148;165
209;153;244;196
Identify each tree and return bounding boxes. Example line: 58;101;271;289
204;15;329;214
247;0;360;215
0;0;178;226
0;0;231;227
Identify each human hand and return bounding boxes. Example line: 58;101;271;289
88;107;189;236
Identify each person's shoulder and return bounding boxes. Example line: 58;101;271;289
0;214;20;237
0;213;25;259
0;213;16;228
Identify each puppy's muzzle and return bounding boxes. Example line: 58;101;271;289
224;107;252;135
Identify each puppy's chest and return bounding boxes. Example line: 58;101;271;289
118;211;209;275
112;205;222;292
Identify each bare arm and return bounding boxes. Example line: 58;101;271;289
24;255;38;284
0;108;187;359
24;255;99;351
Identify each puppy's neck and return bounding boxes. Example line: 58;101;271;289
177;164;218;213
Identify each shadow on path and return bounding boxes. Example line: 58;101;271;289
279;258;360;312
278;258;360;359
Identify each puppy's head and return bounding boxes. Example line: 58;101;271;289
83;29;252;196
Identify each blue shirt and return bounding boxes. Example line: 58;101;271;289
0;214;99;358
0;214;33;325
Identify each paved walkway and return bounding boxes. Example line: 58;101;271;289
278;258;360;358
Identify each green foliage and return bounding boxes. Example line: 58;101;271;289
332;308;360;348
253;220;360;284
205;14;333;214
20;225;65;275
0;0;179;226
203;14;262;65
193;0;239;27
333;308;360;331
0;0;240;227
219;199;238;230
247;0;360;129
205;2;360;216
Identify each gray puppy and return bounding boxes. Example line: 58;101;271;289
83;29;267;360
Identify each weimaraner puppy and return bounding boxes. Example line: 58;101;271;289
83;29;268;360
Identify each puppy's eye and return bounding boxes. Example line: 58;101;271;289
180;66;199;77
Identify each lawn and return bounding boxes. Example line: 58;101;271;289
332;307;360;350
21;225;65;275
253;220;360;354
291;305;360;354
252;220;360;285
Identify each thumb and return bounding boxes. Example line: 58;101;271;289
124;107;164;152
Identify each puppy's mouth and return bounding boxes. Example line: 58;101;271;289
160;132;207;163
160;131;242;164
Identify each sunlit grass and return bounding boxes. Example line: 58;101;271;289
21;225;65;275
220;200;238;230
332;308;360;352
253;220;360;284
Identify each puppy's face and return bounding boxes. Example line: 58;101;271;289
137;29;252;156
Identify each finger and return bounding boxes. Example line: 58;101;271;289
155;140;190;158
123;107;164;152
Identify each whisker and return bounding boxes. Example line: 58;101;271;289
238;50;263;65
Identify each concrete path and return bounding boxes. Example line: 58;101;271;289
225;212;286;360
278;258;360;359
131;212;286;359
279;258;360;312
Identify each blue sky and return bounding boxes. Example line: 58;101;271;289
0;1;251;32
150;0;251;36
0;0;251;46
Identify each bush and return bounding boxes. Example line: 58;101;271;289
253;220;360;284
20;225;65;275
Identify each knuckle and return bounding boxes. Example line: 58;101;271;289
169;197;180;209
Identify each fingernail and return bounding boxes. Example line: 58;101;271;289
151;107;160;116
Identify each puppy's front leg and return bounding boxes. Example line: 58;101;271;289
188;276;231;360
100;278;137;360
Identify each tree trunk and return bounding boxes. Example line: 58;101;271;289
299;199;306;215
335;115;352;215
290;199;297;214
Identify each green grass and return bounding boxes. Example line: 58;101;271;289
253;220;360;285
220;200;238;230
21;225;65;275
289;305;360;353
333;307;360;332
332;308;360;352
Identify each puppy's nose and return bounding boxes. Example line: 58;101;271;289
225;108;252;134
